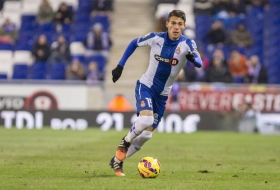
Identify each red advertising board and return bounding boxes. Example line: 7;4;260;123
166;84;280;112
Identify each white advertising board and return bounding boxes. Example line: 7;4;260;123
0;83;104;110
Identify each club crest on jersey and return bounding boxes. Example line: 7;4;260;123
140;100;146;107
175;47;181;54
154;54;179;66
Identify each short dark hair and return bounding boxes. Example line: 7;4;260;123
168;10;186;22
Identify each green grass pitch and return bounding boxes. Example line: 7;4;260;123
0;127;279;190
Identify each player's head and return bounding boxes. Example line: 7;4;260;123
166;10;186;40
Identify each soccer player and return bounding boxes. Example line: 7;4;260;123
109;10;203;176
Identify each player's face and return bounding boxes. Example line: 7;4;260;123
166;16;186;40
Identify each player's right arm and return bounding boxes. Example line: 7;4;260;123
112;32;156;83
111;38;138;83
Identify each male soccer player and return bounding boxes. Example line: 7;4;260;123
109;10;203;176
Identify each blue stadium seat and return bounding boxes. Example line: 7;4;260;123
0;43;13;50
74;12;91;23
21;15;36;24
61;24;72;33
48;63;66;80
0;74;7;79
71;55;85;63
76;1;92;15
37;22;54;33
87;54;107;72
14;38;33;51
194;15;213;42
19;22;35;32
73;22;90;33
12;64;29;79
29;63;47;79
72;32;87;42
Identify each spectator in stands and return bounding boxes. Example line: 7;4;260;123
0;18;17;44
228;49;247;83
210;48;227;66
207;54;232;83
193;0;213;16
228;0;246;15
53;2;73;24
246;55;267;84
37;0;54;24
231;22;253;50
32;34;51;62
107;94;132;112
246;0;269;11
48;35;70;64
92;0;114;13
83;23;112;58
66;59;85;80
86;61;104;83
199;49;210;68
189;49;210;83
204;20;230;53
184;63;207;83
212;0;230;15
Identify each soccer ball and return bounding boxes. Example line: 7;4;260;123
137;157;161;178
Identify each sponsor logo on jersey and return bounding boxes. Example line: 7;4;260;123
140;100;146;107
154;54;179;66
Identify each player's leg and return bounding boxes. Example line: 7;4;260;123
110;120;154;176
109;156;125;176
110;82;154;176
126;93;168;158
126;126;154;157
115;82;154;161
125;110;154;142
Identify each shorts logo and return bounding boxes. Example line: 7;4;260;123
140;100;146;107
175;47;181;54
154;54;179;66
153;113;158;124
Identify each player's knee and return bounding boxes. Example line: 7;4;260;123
135;116;154;131
141;130;153;141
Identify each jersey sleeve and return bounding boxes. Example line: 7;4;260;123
137;32;156;47
185;39;203;68
185;39;199;54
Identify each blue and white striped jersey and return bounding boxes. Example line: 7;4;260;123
119;31;202;96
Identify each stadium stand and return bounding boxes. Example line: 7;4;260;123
154;0;278;84
0;0;111;81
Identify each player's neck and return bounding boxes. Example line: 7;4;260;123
166;32;180;43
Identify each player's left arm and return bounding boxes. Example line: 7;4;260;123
185;39;203;68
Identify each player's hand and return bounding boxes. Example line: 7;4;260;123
186;52;195;63
112;65;123;83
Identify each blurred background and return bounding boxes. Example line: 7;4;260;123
0;0;279;134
